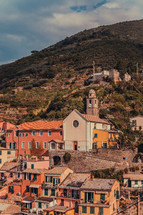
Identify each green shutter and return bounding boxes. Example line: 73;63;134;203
53;178;55;186
82;206;87;213
29;173;31;180
24;173;26;180
90;207;95;214
91;192;94;203
85;192;87;203
50;176;52;183
44;189;48;196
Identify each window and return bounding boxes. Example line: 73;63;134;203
82;206;87;213
7;151;11;155
10;172;13;177
60;131;62;136
15;131;19;137
43;142;47;149
51;189;55;196
9;186;14;193
38;202;42;209
92;142;97;149
26;133;28;136
31;164;34;169
0;151;2;155
94;133;97;138
28;142;31;149
99;207;103;215
26;186;29;192
48;130;51;136
110;133;112;138
33;174;37;181
7;133;10;137
22;133;24;137
21;142;25;149
44;189;48;196
18;173;20;178
135;180;138;185
32;130;35;136
39;130;43;136
113;203;115;211
25;173;31;180
141;181;143;185
36;142;39;149
73;120;79;128
85;192;94;203
100;194;105;201
90;207;95;214
19;133;21;137
50;176;53;183
0;159;1;164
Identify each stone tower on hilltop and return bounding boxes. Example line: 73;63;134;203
86;89;99;117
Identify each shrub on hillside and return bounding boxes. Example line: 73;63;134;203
63;152;71;163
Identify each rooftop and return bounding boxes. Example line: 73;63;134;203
44;205;74;212
81;113;111;124
81;178;115;191
124;173;143;180
60;173;90;188
15;120;63;130
36;197;54;202
23;168;44;174
45;167;68;175
0;162;19;171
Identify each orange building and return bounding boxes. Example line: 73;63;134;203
56;173;90;214
92;129;119;149
6;120;63;156
79;178;120;215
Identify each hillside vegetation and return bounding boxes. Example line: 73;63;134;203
0;19;143;144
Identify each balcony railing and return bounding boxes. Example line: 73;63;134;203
57;192;80;199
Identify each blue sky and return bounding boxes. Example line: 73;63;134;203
0;0;143;65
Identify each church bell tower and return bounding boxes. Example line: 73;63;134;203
86;89;99;117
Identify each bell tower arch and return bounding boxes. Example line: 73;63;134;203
86;89;99;116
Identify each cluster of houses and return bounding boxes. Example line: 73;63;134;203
0;89;142;214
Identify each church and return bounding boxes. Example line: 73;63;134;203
63;89;119;152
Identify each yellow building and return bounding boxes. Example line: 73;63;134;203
92;129;119;149
79;178;120;215
0;147;16;168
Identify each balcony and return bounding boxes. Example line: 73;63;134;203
57;192;80;200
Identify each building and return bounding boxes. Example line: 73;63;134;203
56;173;90;214
123;173;143;188
0;147;16;168
79;178;120;215
6;120;63;156
130;116;143;131
63;89;119;151
36;167;73;212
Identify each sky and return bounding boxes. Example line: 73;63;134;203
0;0;143;65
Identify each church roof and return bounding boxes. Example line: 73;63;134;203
81;113;111;124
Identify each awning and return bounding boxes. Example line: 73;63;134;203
29;184;40;188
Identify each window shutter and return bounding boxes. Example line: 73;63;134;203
24;173;26;180
85;192;87;203
91;192;94;203
29;173;31;180
53;178;55;186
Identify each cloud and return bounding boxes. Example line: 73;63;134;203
0;0;143;65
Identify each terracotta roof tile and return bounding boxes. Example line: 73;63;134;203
17;120;63;130
0;162;19;171
60;173;90;188
81;178;115;191
23;168;44;174
81;113;111;124
45;167;68;175
124;173;143;180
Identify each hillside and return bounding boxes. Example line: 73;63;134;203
0;19;142;140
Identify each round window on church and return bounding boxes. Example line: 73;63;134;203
73;120;79;128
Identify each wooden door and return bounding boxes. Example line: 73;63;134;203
73;141;78;150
